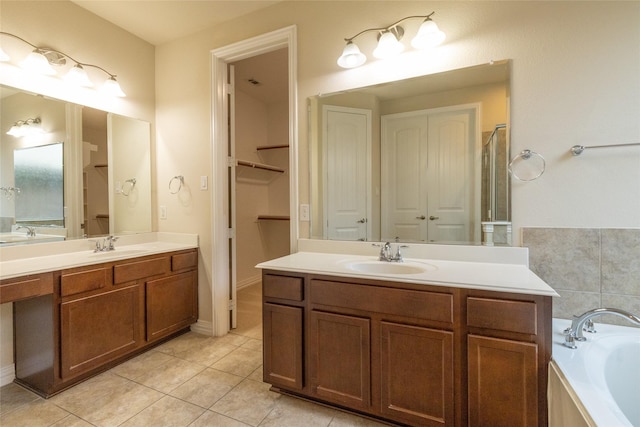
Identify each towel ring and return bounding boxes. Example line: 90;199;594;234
509;149;546;182
121;178;136;196
169;175;184;194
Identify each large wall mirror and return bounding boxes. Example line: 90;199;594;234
0;85;151;245
309;60;511;245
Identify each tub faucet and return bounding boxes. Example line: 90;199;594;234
563;307;640;349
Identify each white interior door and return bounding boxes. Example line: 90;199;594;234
381;113;429;242
381;106;477;243
324;105;371;241
426;110;474;243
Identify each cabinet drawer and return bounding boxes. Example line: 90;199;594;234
263;274;304;301
172;250;197;272
310;280;453;324
61;268;108;297
467;297;537;335
114;256;170;284
1;273;54;303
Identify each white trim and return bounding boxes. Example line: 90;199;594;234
190;319;213;336
210;26;298;337
0;364;15;387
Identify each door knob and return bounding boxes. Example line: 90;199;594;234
416;215;426;220
356;218;367;223
429;216;439;220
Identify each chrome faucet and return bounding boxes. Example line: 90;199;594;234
17;225;36;237
563;307;640;349
375;242;407;262
92;235;119;252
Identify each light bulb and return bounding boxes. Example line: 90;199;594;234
373;31;404;59
20;50;56;75
102;76;126;97
337;41;367;69
65;64;94;87
411;19;446;49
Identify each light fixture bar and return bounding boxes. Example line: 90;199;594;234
337;12;445;69
0;31;125;96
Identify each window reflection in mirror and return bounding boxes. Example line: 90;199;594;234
14;142;64;226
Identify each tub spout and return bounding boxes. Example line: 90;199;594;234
563;307;640;349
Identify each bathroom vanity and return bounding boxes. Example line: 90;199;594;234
0;234;198;397
258;247;556;427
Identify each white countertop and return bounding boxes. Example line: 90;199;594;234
257;251;558;296
0;232;198;280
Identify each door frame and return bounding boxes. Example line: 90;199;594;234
211;26;298;336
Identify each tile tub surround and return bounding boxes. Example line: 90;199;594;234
522;227;640;325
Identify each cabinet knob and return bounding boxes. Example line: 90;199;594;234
429;216;440;221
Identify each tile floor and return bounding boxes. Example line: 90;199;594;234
0;283;388;427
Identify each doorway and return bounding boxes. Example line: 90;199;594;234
211;26;298;336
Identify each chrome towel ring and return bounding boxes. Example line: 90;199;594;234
509;149;545;181
121;178;136;196
169;175;184;194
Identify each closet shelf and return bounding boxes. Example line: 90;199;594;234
257;215;290;221
95;214;109;219
236;159;284;184
94;164;108;168
256;144;289;151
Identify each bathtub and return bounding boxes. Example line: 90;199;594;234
550;318;640;427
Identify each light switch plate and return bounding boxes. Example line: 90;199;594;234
300;204;310;221
160;205;167;220
200;176;208;190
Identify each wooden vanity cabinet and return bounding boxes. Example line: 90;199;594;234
262;270;552;427
13;249;198;397
466;292;551;427
262;273;304;391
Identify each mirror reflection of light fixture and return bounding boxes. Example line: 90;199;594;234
0;31;126;96
6;118;45;137
337;12;445;69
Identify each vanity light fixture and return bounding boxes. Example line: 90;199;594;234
0;31;126;97
337;12;446;69
6;118;45;137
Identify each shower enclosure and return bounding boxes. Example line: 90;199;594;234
481;124;511;245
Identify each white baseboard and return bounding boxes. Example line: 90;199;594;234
237;274;261;290
0;363;15;387
190;319;213;336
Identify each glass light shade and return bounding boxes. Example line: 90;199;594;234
65;64;94;87
20;50;56;75
0;46;9;62
373;31;404;59
411;19;446;49
6;124;23;136
337;42;366;68
102;76;126;97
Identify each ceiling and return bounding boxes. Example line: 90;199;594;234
70;1;282;46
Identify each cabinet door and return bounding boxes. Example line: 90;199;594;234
263;303;303;390
309;310;371;410
468;335;538;427
380;322;454;426
146;271;197;342
60;284;141;380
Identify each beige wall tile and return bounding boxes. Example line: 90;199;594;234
601;228;640;296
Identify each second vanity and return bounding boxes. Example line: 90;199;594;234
257;241;558;427
0;232;199;397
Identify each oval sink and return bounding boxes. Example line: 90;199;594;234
345;261;435;275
